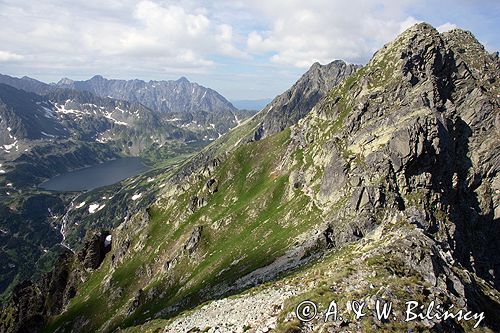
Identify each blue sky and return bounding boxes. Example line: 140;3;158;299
0;0;498;101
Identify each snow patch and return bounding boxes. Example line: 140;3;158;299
131;193;142;201
104;112;129;126
75;201;86;209
104;234;112;247
88;203;106;214
55;103;82;115
41;106;56;119
41;131;56;138
3;141;17;150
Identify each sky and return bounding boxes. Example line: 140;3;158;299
0;0;498;101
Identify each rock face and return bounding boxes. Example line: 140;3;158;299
252;60;360;140
0;231;110;333
184;226;202;255
2;23;500;333
307;22;500;286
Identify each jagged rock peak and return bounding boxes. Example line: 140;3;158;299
309;61;322;69
441;27;498;73
308;59;349;70
373;22;488;65
372;22;441;62
443;27;482;44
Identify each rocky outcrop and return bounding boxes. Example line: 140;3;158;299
0;231;111;333
184;226;203;256
78;231;112;270
0;249;76;333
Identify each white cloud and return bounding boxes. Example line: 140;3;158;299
0;0;426;75
0;51;23;62
244;0;421;67
85;1;246;65
437;22;458;32
0;0;245;76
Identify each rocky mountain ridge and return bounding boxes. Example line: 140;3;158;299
0;73;255;144
55;75;243;137
0;84;194;155
0;75;53;96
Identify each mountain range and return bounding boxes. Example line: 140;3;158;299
0;23;499;333
0;73;256;303
55;75;245;136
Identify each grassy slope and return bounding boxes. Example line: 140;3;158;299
44;126;328;332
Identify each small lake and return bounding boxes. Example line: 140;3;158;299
39;157;149;192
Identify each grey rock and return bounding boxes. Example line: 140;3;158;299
252;60;360;141
184;226;203;256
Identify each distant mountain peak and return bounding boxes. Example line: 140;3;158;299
176;76;190;83
57;77;74;85
20;76;37;81
0;73;53;94
90;74;105;81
